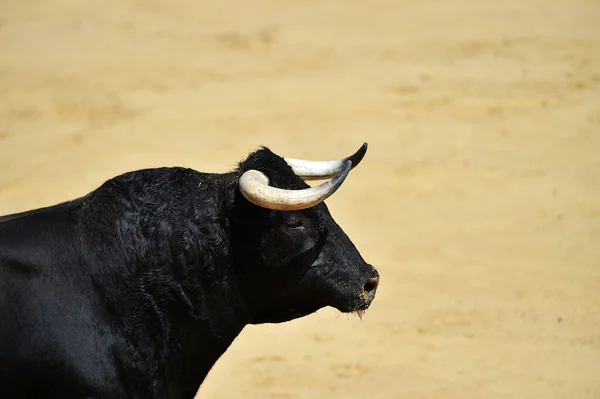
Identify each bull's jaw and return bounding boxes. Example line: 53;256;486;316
249;302;326;324
332;297;373;317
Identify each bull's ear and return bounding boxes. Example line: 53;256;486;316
260;229;292;267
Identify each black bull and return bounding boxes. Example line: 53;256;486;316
0;144;379;398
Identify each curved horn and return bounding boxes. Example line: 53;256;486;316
284;142;368;180
239;161;352;211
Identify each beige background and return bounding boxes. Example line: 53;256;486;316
1;0;599;398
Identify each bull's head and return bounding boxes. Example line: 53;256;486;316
230;143;379;324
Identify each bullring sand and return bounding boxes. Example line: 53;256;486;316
1;0;599;398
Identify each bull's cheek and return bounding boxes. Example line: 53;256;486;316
311;281;357;312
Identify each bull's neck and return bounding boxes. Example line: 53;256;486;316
80;169;249;397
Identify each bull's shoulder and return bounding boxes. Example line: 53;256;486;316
79;167;230;240
75;167;233;278
83;167;228;219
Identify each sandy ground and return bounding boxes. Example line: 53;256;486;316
1;0;599;398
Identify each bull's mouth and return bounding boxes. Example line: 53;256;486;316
331;303;372;323
332;294;375;320
351;302;373;322
335;300;371;313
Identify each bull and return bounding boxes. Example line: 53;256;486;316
0;143;379;398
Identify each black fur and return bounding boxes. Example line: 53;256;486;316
0;147;379;399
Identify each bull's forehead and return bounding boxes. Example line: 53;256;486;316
264;163;311;190
239;148;309;188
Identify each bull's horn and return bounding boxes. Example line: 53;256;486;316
239;161;352;211
283;142;368;180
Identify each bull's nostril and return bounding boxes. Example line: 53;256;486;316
363;276;379;297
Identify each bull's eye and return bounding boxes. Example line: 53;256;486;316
285;219;303;229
